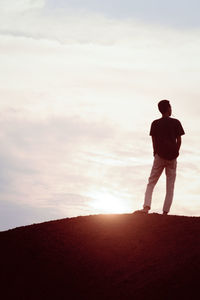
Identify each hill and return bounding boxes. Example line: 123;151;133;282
0;213;200;299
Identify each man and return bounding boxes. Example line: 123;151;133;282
139;100;185;215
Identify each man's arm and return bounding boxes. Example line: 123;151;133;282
176;136;182;152
151;136;157;156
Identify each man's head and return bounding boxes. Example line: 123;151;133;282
158;100;171;116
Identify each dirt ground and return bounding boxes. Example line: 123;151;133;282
1;213;200;299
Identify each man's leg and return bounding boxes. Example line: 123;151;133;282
143;155;165;210
163;159;177;213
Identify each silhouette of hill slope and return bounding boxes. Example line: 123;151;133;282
0;213;200;300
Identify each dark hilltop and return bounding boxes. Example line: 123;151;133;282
0;213;200;300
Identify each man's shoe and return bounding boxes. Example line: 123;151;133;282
133;207;150;215
163;211;168;215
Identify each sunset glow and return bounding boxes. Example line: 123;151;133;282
89;192;131;214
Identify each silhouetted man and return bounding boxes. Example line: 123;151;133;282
139;100;185;215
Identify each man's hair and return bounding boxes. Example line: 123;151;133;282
158;100;170;114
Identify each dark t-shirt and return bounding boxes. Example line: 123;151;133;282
150;117;185;160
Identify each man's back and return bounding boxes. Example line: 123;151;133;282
150;117;185;160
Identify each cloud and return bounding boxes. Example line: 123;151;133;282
0;107;153;230
0;113;116;204
48;0;200;28
0;0;45;13
0;199;62;231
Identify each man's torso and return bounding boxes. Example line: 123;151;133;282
150;117;185;160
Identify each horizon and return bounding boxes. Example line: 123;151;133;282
1;0;200;230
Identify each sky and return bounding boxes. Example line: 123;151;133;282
1;0;200;230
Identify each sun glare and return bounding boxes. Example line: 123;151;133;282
89;192;129;214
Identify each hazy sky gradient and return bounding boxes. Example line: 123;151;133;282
0;0;200;230
47;0;200;27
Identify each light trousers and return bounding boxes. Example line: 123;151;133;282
144;154;177;213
